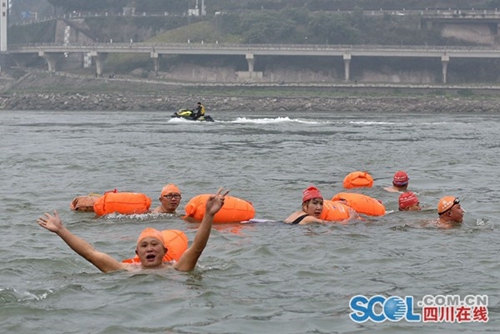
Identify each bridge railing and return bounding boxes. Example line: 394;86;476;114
7;42;500;52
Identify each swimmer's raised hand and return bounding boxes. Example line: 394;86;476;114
38;210;63;233
205;188;230;216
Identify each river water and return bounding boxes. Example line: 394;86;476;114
0;109;499;333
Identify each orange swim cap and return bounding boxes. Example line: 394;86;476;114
438;196;459;214
393;171;409;186
398;192;419;210
161;184;181;197
302;186;323;203
137;228;165;245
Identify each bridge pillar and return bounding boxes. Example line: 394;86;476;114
441;55;449;84
246;53;255;72
151;51;160;75
90;51;108;77
343;54;351;82
38;51;64;72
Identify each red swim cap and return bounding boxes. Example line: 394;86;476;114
393;171;409;186
398;192;419;210
302;186;323;203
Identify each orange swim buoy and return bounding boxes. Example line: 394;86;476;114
184;194;255;223
332;192;385;216
319;199;352;222
343;171;374;189
122;229;188;264
93;192;152;216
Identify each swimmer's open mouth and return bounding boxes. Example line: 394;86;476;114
146;254;156;260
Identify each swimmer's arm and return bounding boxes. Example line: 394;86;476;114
38;210;125;273
174;188;228;272
306;217;331;224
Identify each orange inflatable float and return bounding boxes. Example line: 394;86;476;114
93;191;152;216
184;194;255;223
70;193;101;212
319;199;353;222
122;230;188;264
343;171;374;189
331;192;385;216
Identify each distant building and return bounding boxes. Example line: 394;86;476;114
122;7;135;16
188;0;206;17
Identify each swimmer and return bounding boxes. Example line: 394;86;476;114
38;188;229;273
284;186;330;225
69;193;101;212
152;183;182;214
384;170;410;193
398;191;421;211
437;196;465;228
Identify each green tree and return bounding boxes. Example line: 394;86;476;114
308;12;360;44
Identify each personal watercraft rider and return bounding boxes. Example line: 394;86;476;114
193;102;205;120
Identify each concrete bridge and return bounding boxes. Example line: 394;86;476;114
6;43;500;83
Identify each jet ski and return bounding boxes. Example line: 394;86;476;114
171;109;214;122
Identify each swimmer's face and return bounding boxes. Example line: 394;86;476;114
448;203;465;223
136;237;167;268
304;198;324;218
160;192;181;211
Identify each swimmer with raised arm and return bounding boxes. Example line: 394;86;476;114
38;188;229;273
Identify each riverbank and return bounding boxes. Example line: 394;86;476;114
1;72;500;112
3;91;500;113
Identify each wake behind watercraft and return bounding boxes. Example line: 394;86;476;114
171;109;214;122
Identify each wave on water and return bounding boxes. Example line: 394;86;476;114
232;117;323;124
0;287;50;303
167;118;207;124
167;116;328;125
349;120;396;125
100;212;179;221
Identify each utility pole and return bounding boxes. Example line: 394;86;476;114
0;0;8;52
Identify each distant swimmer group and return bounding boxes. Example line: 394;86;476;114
38;188;229;273
282;169;465;229
66;169;465;230
37;169;468;274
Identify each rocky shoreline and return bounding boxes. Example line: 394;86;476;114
1;92;500;113
1;72;500;112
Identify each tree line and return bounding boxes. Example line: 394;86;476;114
45;0;500;15
216;8;463;46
